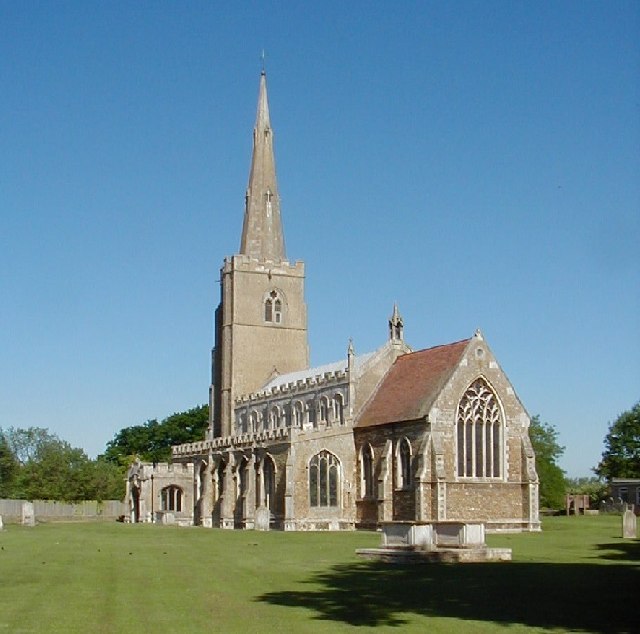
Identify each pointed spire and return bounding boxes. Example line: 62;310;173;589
389;303;404;342
239;71;286;261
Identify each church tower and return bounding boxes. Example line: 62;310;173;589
210;71;309;437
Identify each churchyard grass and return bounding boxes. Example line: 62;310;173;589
0;514;636;633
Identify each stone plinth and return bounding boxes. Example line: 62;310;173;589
358;521;511;564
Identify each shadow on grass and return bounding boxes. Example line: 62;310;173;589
595;539;640;562
257;558;638;631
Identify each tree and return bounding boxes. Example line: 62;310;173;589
529;415;566;509
0;426;126;501
103;404;209;465
595;401;640;479
0;433;18;497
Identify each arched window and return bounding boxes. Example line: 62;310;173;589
264;290;283;324
334;393;345;425
361;444;375;498
319;397;329;424
269;406;279;429
456;378;502;478
396;438;412;489
237;413;247;434
161;486;183;512
257;455;276;510
307;399;316;428
250;411;259;433
309;451;340;507
293;401;304;427
216;461;225;500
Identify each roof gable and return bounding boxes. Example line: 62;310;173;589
356;339;470;428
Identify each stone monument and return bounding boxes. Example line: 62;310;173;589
255;506;270;531
22;502;35;527
622;505;637;539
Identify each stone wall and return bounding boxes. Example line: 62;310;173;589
0;499;127;522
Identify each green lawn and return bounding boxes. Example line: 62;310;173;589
0;515;637;633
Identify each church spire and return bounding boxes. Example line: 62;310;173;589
239;71;286;261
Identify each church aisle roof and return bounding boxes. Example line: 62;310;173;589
356;339;471;428
261;351;376;391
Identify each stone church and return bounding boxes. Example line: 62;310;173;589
125;72;540;532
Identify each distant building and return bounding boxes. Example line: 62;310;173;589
609;478;640;512
126;72;540;532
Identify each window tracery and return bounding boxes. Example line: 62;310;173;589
309;450;340;507
456;378;502;478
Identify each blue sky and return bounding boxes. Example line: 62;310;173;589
1;1;638;477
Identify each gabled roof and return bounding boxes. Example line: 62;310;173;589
356;339;470;428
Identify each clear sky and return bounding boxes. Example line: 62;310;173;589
1;1;638;477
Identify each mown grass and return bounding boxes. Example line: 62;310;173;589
0;515;637;633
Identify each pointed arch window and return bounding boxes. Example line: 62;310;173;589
293;401;304;427
309;451;340;507
361;444;375;498
456;378;502;479
264;290;283;324
396;438;412;489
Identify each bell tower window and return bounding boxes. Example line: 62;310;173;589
264;290;283;324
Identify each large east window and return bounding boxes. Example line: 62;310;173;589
309;450;340;507
456;378;502;478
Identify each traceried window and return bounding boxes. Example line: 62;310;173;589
396;437;412;489
293;401;304;427
456;378;502;478
361;444;375;498
309;451;340;507
161;486;183;512
264;290;283;324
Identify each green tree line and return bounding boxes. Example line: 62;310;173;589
0;405;208;501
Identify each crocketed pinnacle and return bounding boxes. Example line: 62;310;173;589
239;71;286;261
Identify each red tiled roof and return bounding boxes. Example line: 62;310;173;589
356;339;470;428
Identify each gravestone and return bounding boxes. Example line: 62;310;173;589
22;502;35;527
0;514;4;530
622;505;637;539
255;506;270;531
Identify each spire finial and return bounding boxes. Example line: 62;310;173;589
261;49;266;75
389;303;404;342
